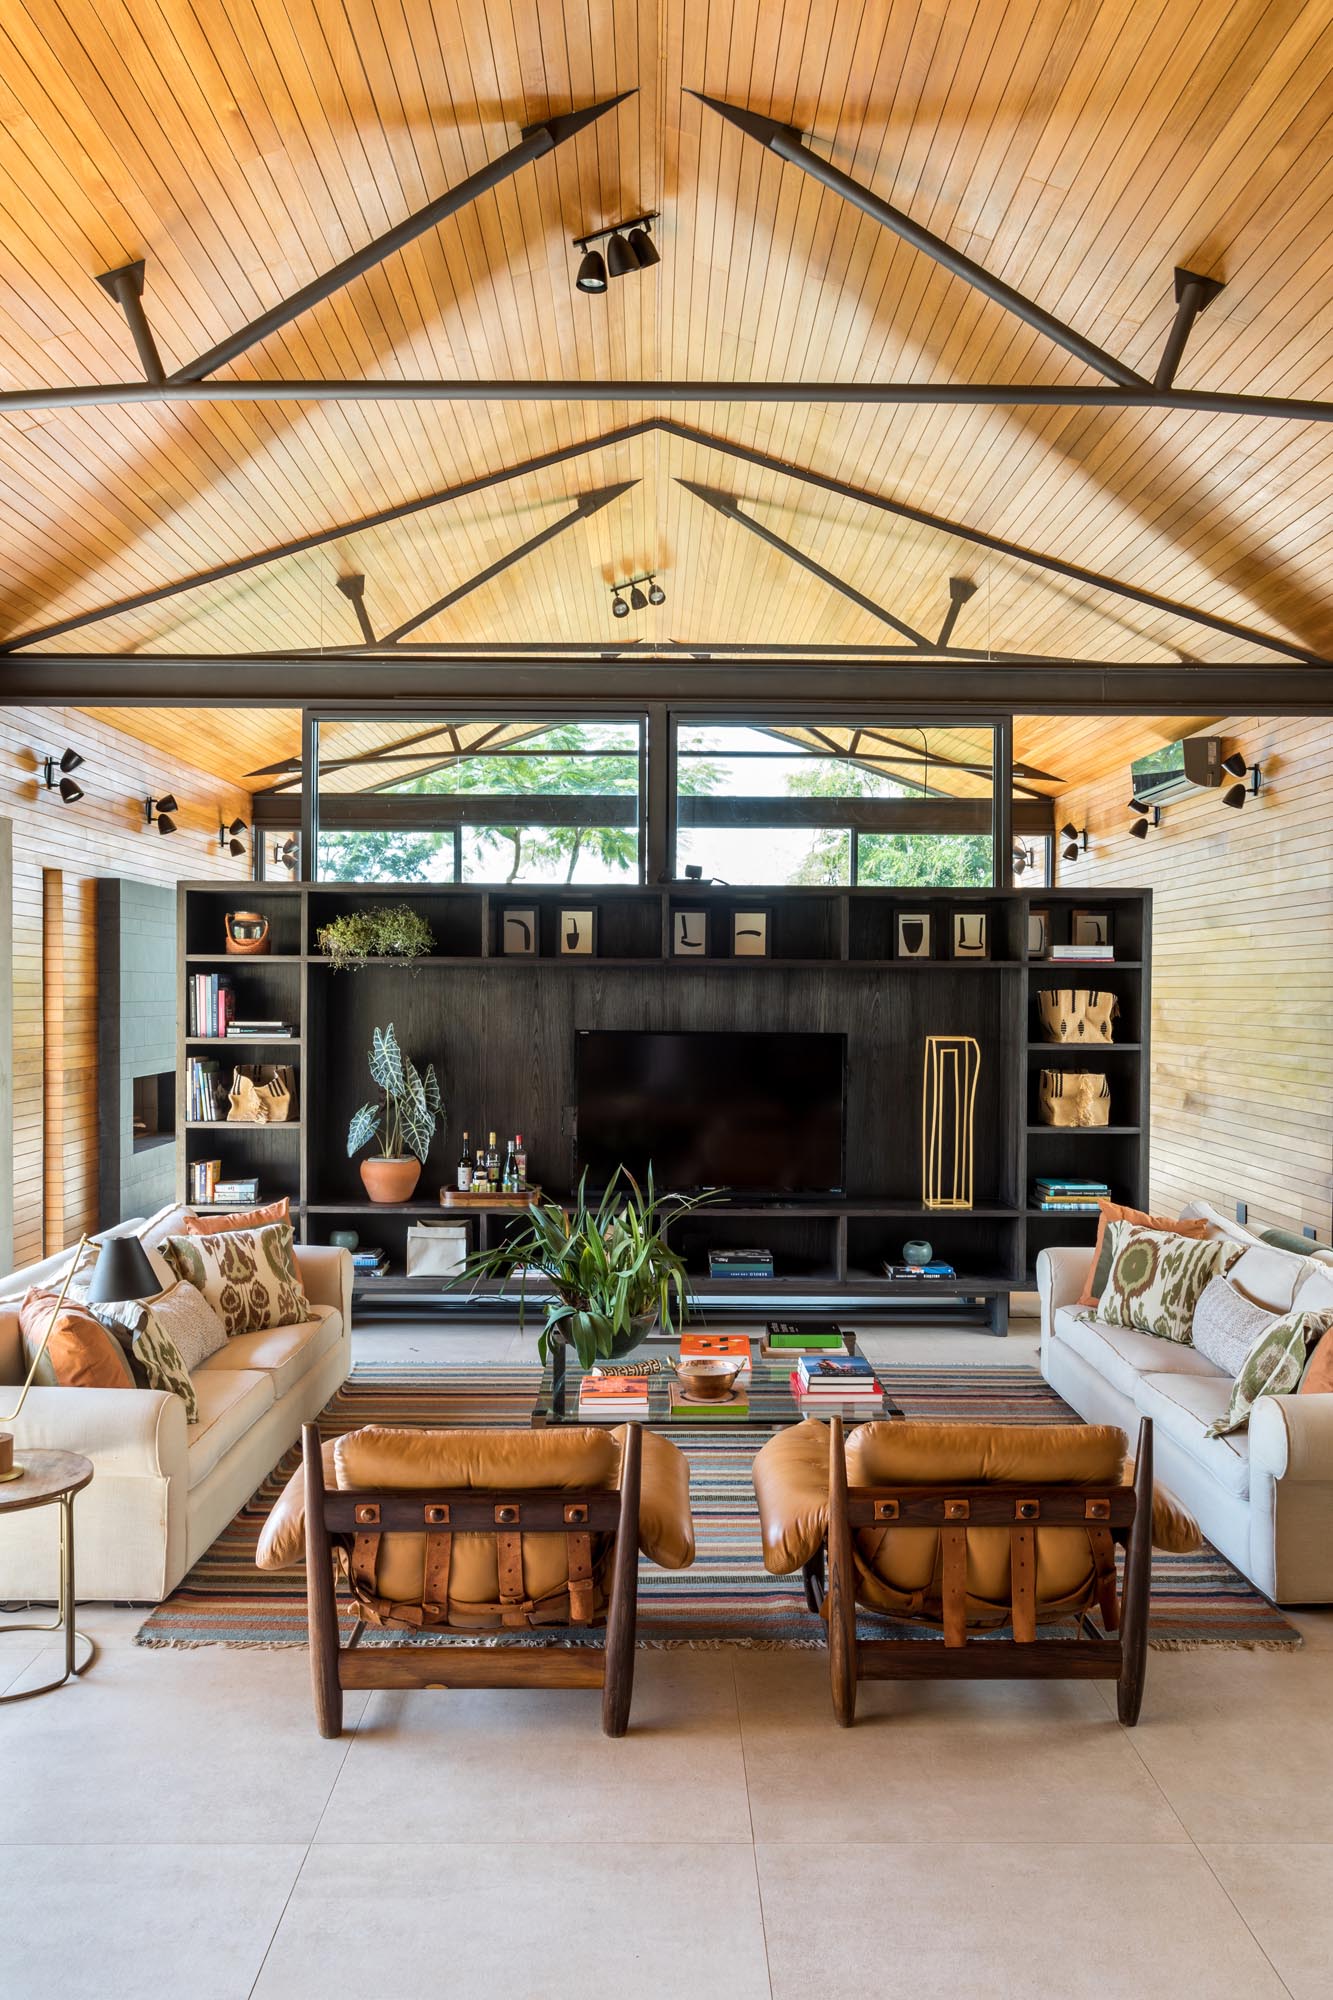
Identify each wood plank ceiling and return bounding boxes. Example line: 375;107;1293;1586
2;0;1332;690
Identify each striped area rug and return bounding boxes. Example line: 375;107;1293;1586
134;1363;1301;1650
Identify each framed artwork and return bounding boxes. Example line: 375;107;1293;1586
896;911;932;960
559;909;597;956
500;907;537;956
952;911;989;959
1027;908;1051;959
731;909;769;958
672;909;708;956
1072;909;1113;949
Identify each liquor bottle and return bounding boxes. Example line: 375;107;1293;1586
456;1130;472;1194
486;1130;500;1190
474;1147;488;1194
502;1138;516;1192
514;1133;527;1191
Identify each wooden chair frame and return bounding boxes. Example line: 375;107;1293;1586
812;1416;1153;1727
301;1420;642;1738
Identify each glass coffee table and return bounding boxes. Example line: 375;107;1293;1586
531;1334;904;1428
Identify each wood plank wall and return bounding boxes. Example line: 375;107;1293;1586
1055;716;1333;1238
1;706;249;1265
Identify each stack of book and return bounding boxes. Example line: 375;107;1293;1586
1049;941;1114;965
188;972;235;1036
668;1375;750;1419
212;1176;259;1205
351;1248;389;1279
1033;1177;1111;1215
792;1352;883;1411
883;1259;957;1280
578;1374;650;1421
188;1158;222;1204
679;1332;752;1375
707;1247;774;1279
185;1056;227;1122
226;1017;293;1039
760;1320;850;1361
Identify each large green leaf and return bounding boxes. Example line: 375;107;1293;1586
346;1102;382;1157
369;1023;405;1098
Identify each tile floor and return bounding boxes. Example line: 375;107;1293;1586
3;1311;1331;1999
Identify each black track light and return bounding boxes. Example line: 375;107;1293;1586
1128;804;1161;839
157;794;178;815
42;753;84;803
1060;824;1088;862
629;581;648;611
58;776;83;804
156;814;177;836
1128;817;1150;840
273;836;299;872
647;576;666;605
58;749;83;774
219;819;248;856
605;233;636;279
575;248;607;294
1222;784;1246;809
611;590;630;619
1221;751;1248;779
145;794;179;834
627;224;659;269
1059;821;1078;842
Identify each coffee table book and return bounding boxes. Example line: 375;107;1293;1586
577;1376;649;1418
679;1332;752;1371
667;1379;750;1420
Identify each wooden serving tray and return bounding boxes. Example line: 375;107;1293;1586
437;1188;541;1209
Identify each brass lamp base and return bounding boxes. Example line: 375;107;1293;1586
0;1469;23;1482
0;1432;21;1480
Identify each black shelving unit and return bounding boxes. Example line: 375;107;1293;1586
177;881;1151;1326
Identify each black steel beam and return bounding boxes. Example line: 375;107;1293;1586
171;94;632;382
678;479;932;646
377;484;635;644
335;574;376;646
688;92;1148;389
11;655;1333;712
935;577;978;649
1155;266;1227;391
6;378;1333;419
93;261;165;384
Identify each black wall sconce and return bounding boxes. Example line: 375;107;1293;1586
1060;822;1088;862
1127;801;1161;840
272;836;299;873
610;572;665;616
573;213;660;293
218;816;247;856
41;749;84;803
1221;751;1264;809
145;793;179;835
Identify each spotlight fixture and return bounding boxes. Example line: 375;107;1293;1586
1011;841;1035;877
1128;804;1161;840
41;751;84;804
571;212;660;292
273;836;299;872
647;575;666;606
1222;763;1263;810
629;580;648;611
218;816;248;857
145;794;179;835
611;590;630;618
1221;751;1249;778
609;571;665;616
1060;822;1088;863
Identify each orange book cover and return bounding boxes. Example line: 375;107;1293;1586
578;1374;648;1401
679;1333;752;1363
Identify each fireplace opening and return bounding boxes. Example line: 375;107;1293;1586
132;1069;176;1152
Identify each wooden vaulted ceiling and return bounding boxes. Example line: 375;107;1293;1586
2;0;1332;685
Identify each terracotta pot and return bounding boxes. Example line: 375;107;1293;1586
360;1156;422;1204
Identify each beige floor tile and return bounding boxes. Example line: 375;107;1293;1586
1107;1646;1333;1842
254;1840;772;2000
0;1842;305;2000
735;1650;1185;1844
1281;1605;1333;1650
757;1841;1289;2000
0;1637;364;1844
317;1649;752;1844
1203;1844;1333;2000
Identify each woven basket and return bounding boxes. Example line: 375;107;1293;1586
1036;987;1119;1045
1037;1070;1112;1128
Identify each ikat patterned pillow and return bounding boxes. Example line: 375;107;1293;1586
1208;1309;1333;1436
1098;1222;1243;1345
159;1222;312;1337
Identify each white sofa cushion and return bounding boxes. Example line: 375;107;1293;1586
1054;1306;1221;1402
1133;1372;1251;1498
187;1369;275;1489
1295;1263;1333;1314
196;1304;342;1399
1227;1241;1313;1315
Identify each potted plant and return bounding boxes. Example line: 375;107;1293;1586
347;1024;441;1203
460;1168;716;1368
317;903;434;972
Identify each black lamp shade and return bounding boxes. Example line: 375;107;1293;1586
59;749;84;774
611;592;629;618
226;837;246;856
225;817;246;837
1221;751;1248;778
629;582;648;610
575;249;608;294
1127;799;1149;816
58;777;83;804
648;579;666;605
1128;817;1150;839
1059;821;1078;841
605;233;635;279
627;226;659;269
1222;783;1247;809
85;1233;161;1306
156;794;178;815
157;813;177;835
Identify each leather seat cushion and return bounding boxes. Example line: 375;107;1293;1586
1054;1306;1223;1400
187;1369;275;1489
197;1304;341;1397
1133;1372;1251;1498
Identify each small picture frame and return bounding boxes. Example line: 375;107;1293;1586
731;909;769;958
1072;909;1112;949
1027;908;1051;959
952;910;989;960
896;911;932;960
672;909;709;956
559;909;597;957
500;907;537;956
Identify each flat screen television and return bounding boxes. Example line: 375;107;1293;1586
575;1029;846;1195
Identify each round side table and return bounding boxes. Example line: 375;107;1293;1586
0;1448;97;1702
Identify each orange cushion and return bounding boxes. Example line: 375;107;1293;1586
1078;1202;1209;1308
1300;1328;1333;1395
181;1198;291;1236
18;1288;135;1390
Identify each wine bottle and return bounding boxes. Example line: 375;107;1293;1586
457;1130;472;1193
474;1147;488;1194
486;1130;500;1190
514;1132;527;1191
502;1137;516;1192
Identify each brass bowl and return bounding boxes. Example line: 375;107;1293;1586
674;1356;745;1401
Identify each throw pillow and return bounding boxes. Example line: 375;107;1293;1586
1300;1329;1333;1396
1078;1202;1209;1308
1191;1275;1280;1377
85;1293;199;1421
18;1288;135;1390
180;1198;292;1237
1208;1309;1333;1436
1099;1223;1244;1344
158;1222;311;1337
96;1281;227;1375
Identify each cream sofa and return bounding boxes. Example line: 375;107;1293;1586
0;1207;351;1603
1038;1203;1333;1604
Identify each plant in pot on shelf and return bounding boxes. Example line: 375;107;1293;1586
347;1024;441;1204
317;903;434;972
460;1168;717;1369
